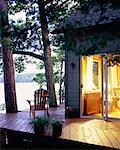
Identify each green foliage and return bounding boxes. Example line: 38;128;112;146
36;62;44;70
7;0;80;57
4;0;120;102
30;117;64;128
14;56;37;73
66;23;120;56
8;0;28;14
32;62;46;88
30;117;50;127
76;0;120;9
51;118;64;126
10;20;42;53
54;71;59;83
2;0;119;74
5;0;71;75
5;0;120;59
52;33;65;85
32;73;46;89
61;0;120;60
14;56;26;73
8;0;72;54
106;53;120;66
7;1;67;107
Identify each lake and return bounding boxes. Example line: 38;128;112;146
0;82;40;111
0;82;60;112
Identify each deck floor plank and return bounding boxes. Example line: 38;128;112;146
96;129;113;148
22;121;33;133
0;118;10;127
15;119;29;131
90;128;103;146
1;118;15;129
104;130;120;149
4;118;20;130
0;109;120;149
69;124;77;141
83;127;94;144
111;130;120;146
18;120;30;132
61;126;70;140
76;125;86;143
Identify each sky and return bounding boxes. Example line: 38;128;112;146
9;12;41;74
20;64;39;74
9;11;26;22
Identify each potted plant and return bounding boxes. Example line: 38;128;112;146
30;117;50;135
51;119;64;137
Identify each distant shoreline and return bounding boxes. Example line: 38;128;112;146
0;81;35;83
0;73;36;83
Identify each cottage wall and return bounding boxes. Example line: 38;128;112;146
64;22;120;118
65;50;80;118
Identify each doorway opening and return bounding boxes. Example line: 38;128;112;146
80;55;120;119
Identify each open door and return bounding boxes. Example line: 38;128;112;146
80;55;120;119
104;63;120;119
80;55;103;118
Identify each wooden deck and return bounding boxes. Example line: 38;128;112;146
0;105;120;149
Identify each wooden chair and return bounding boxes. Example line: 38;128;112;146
27;89;49;118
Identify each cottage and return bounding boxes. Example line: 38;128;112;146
56;2;120;119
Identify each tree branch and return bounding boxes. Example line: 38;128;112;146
44;0;53;5
45;0;68;6
13;51;45;61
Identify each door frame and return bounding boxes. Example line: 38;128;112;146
79;54;112;120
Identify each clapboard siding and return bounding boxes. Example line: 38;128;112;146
106;39;120;52
65;50;80;117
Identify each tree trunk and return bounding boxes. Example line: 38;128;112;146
2;48;18;113
38;0;57;107
59;60;64;104
1;0;18;113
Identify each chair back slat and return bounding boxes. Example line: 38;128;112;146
34;89;48;110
